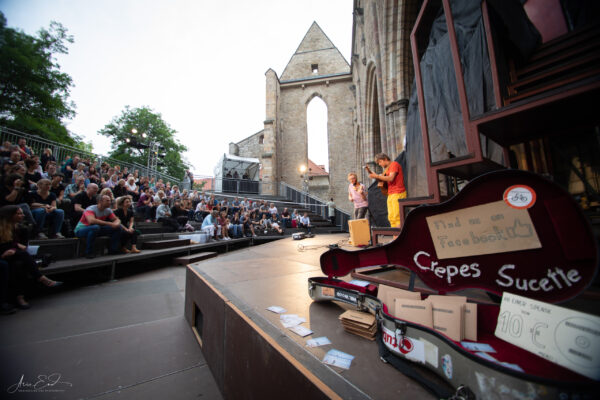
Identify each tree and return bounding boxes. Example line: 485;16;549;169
0;12;77;145
99;106;189;179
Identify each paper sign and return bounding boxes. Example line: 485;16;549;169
289;325;313;337
475;351;500;363
306;337;332;347
420;337;439;368
426;200;541;259
280;314;306;328
348;279;370;287
460;342;496;353
322;349;354;369
495;292;600;380
266;306;286;314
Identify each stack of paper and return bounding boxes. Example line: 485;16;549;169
338;310;377;341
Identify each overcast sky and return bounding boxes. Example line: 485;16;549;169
1;0;353;176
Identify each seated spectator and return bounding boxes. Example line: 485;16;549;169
241;211;257;237
171;185;181;200
31;155;44;175
112;179;128;198
220;198;229;215
50;173;68;207
65;176;86;201
0;174;37;230
299;212;312;234
258;213;271;234
201;210;220;240
105;173;119;189
268;203;278;216
170;200;189;230
0;205;61;311
100;188;116;210
73;193;121;259
17;138;32;160
229;211;243;238
182;198;194;221
218;210;230;240
2;150;22;175
72;183;99;226
0;141;12;158
269;213;284;235
28;179;64;239
281;207;291;228
24;158;42;189
62;155;80;183
41;148;55;171
125;176;139;200
41;162;58;180
136;187;153;221
72;162;88;186
114;196;141;253
258;201;268;219
87;166;100;185
291;209;301;227
231;197;241;215
156;198;179;231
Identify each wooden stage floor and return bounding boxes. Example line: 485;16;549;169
185;233;449;399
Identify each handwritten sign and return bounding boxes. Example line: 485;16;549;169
426;201;541;259
495;292;600;380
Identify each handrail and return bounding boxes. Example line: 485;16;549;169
1;126;182;185
279;182;350;231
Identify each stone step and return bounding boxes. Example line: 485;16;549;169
143;238;190;249
173;251;218;265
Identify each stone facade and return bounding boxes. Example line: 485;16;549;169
234;4;420;214
236;22;356;213
351;0;420;181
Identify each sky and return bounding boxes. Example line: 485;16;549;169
0;0;353;176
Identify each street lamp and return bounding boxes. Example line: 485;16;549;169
299;164;309;193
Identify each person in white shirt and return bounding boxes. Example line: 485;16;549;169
268;203;278;216
201;210;220;240
299;212;312;234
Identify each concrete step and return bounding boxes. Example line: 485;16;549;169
143;238;191;249
173;251;218;265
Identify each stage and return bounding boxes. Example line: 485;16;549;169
184;233;448;399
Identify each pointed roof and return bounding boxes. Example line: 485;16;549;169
308;159;328;176
280;22;350;82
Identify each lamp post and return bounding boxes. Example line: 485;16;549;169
126;128;159;177
299;164;309;193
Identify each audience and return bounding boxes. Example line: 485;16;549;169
0;138;328;272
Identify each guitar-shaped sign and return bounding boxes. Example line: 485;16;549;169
364;165;388;196
320;169;598;304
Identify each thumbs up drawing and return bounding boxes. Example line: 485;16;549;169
506;218;534;238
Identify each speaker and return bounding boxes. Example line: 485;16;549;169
348;218;370;246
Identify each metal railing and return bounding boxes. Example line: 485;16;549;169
213;178;261;194
1;126;182;185
279;182;350;231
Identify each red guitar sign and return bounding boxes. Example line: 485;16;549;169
320;170;598;303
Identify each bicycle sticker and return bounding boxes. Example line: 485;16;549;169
503;185;536;209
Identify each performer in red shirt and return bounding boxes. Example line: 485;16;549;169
368;153;407;227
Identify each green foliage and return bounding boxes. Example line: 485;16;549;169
0;12;77;144
193;181;206;190
99;106;189;178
